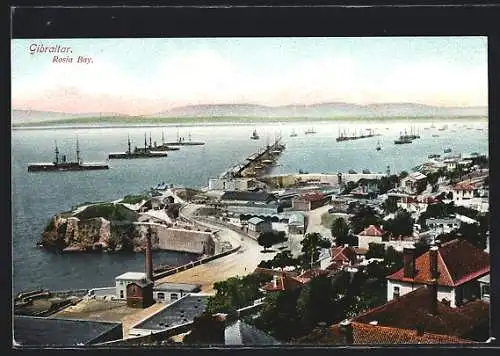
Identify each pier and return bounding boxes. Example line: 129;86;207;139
220;137;286;179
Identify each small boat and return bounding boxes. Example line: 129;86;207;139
305;127;316;134
290;129;298;137
432;134;440;137
444;148;452;153
376;141;381;151
250;129;260;140
428;154;441;159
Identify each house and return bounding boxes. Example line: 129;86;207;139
443;158;458;171
292;191;330;211
357;225;385;250
478;274;490;303
287;212;305;235
126;279;155;308
453;182;479;201
325;320;476;344
220;191;277;205
153;282;201;304
322;245;358;271
425;217;461;234
386;239;490;307
13;316;123;346
350;284;490;342
253;267;303;293
399;172;428;195
247;217;272;234
115;272;151;301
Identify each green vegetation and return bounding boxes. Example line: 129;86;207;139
300;232;331;269
75;203;138;222
120;194;148;204
205;274;272;314
258;231;287;251
13;115;487;128
383;209;414;238
258;250;301;270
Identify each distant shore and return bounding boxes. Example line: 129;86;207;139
12;115;488;129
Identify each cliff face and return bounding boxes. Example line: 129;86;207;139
40;214;151;253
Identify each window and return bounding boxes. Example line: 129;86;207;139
157;292;165;300
120;290;124;299
171;293;178;301
482;285;490;298
393;286;400;299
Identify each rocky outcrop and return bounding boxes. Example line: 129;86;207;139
40;214;142;253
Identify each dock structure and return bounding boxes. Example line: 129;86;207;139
220;137;286;179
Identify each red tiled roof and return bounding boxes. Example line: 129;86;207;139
358;225;385;237
453;183;477;191
329;322;475;344
387;239;490;287
330;246;357;263
353;285;489;339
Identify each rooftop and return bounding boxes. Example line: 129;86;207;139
387;239;490;287
248;217;265;225
132;295;208;331
353;285;489;340
358;224;385;237
330;246;357;263
153;282;201;292
13;315;122;347
225;320;281;345
220;191;277;202
115;272;147;281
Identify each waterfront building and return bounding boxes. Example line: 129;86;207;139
153;283;201;304
13;316;123;346
386;239;490;308
115;272;151;301
208;178;258;191
126;280;155;308
128;294;209;337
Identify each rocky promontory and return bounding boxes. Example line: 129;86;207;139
39;202;162;253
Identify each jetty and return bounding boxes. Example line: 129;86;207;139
220;136;286;179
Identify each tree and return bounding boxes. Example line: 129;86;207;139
330;218;349;244
383;196;398;214
384;209;414;237
341;181;358;195
366;243;385;259
300;233;331;269
349;204;381;234
399;171;409;179
377;174;399;194
296;275;337;331
258;232;277;251
183;313;225;345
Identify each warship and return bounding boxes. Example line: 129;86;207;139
108;134;169;159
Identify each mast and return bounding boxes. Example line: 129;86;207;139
54;140;59;164
144;133;147;151
127;135;131;154
76;136;81;163
149;132;152;148
162;130;165;144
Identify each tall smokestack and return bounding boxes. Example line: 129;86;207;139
145;228;153;281
428;246;439;315
403;245;416;278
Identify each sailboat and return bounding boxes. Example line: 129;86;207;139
376;140;381;151
250;129;260;140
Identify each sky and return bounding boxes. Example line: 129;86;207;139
11;37;488;115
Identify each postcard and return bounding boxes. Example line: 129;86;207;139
11;34;491;347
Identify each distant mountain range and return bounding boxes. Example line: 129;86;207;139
11;103;487;124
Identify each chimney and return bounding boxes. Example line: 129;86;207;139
145;229;153;281
403;246;416;278
428;246;439;315
339;320;353;344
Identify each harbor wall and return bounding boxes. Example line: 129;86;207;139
263;173;386;188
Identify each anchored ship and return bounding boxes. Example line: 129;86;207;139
28;139;109;172
394;130;413;144
337;128;379;142
108;134;169;159
164;131;205;146
151;131;181;151
250;129;260;140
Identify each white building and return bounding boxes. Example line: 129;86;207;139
399;172;427;195
208;178;257;191
115;272;149;300
386;239;489;308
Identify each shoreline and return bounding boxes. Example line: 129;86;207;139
12;115;488;130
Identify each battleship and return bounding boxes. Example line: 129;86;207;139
150;131;181;151
28;139;109;172
336;128;379;142
108;135;169;159
164;132;205;146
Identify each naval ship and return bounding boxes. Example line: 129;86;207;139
108;134;169;159
28;139;109;172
